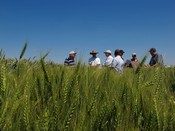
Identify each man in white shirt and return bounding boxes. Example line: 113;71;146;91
103;50;113;67
89;50;101;67
112;49;125;73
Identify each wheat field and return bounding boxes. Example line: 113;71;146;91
0;44;175;131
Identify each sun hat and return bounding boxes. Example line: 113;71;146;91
104;50;112;54
69;51;76;55
90;50;98;54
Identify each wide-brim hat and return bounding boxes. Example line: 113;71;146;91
104;50;112;54
90;50;98;54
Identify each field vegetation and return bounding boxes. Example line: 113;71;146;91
0;44;175;130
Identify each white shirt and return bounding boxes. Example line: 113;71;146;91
112;55;125;73
103;55;113;67
89;57;101;66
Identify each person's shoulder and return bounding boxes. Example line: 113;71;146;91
64;58;69;62
116;55;122;59
89;57;93;61
113;56;117;60
157;53;162;57
65;58;69;60
95;57;101;62
109;56;113;59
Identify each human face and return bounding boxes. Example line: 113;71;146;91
132;55;136;58
70;53;76;59
120;52;124;56
105;53;110;57
91;53;97;57
150;51;155;56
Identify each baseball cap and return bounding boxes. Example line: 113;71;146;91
120;50;125;53
149;48;156;52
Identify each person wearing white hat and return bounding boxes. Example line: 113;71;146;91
103;50;113;67
129;53;139;68
131;53;139;62
64;51;76;66
89;50;101;67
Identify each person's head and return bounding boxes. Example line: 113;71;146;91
149;48;157;56
114;49;121;57
104;50;111;57
120;50;125;56
90;50;98;57
132;53;137;58
69;51;76;59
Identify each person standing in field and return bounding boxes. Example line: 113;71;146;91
103;50;113;67
120;50;125;61
111;49;125;73
89;50;101;67
64;51;76;66
148;48;164;67
129;53;139;68
131;53;139;62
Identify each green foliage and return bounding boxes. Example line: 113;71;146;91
19;42;28;60
0;56;175;130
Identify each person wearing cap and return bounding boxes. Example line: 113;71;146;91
89;50;101;67
64;51;76;66
120;50;125;61
131;53;139;62
129;53;139;68
103;50;113;67
148;48;164;67
111;49;125;73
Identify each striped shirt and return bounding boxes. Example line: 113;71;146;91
64;57;75;66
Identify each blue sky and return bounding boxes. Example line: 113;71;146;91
0;0;175;65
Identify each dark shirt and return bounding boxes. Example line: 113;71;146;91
149;54;164;66
64;57;75;66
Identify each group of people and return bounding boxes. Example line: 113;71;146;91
64;48;164;73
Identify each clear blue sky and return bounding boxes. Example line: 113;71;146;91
0;0;175;65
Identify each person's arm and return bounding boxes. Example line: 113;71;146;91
64;59;69;66
157;54;164;66
88;58;92;66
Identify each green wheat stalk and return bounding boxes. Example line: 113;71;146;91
19;42;28;60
